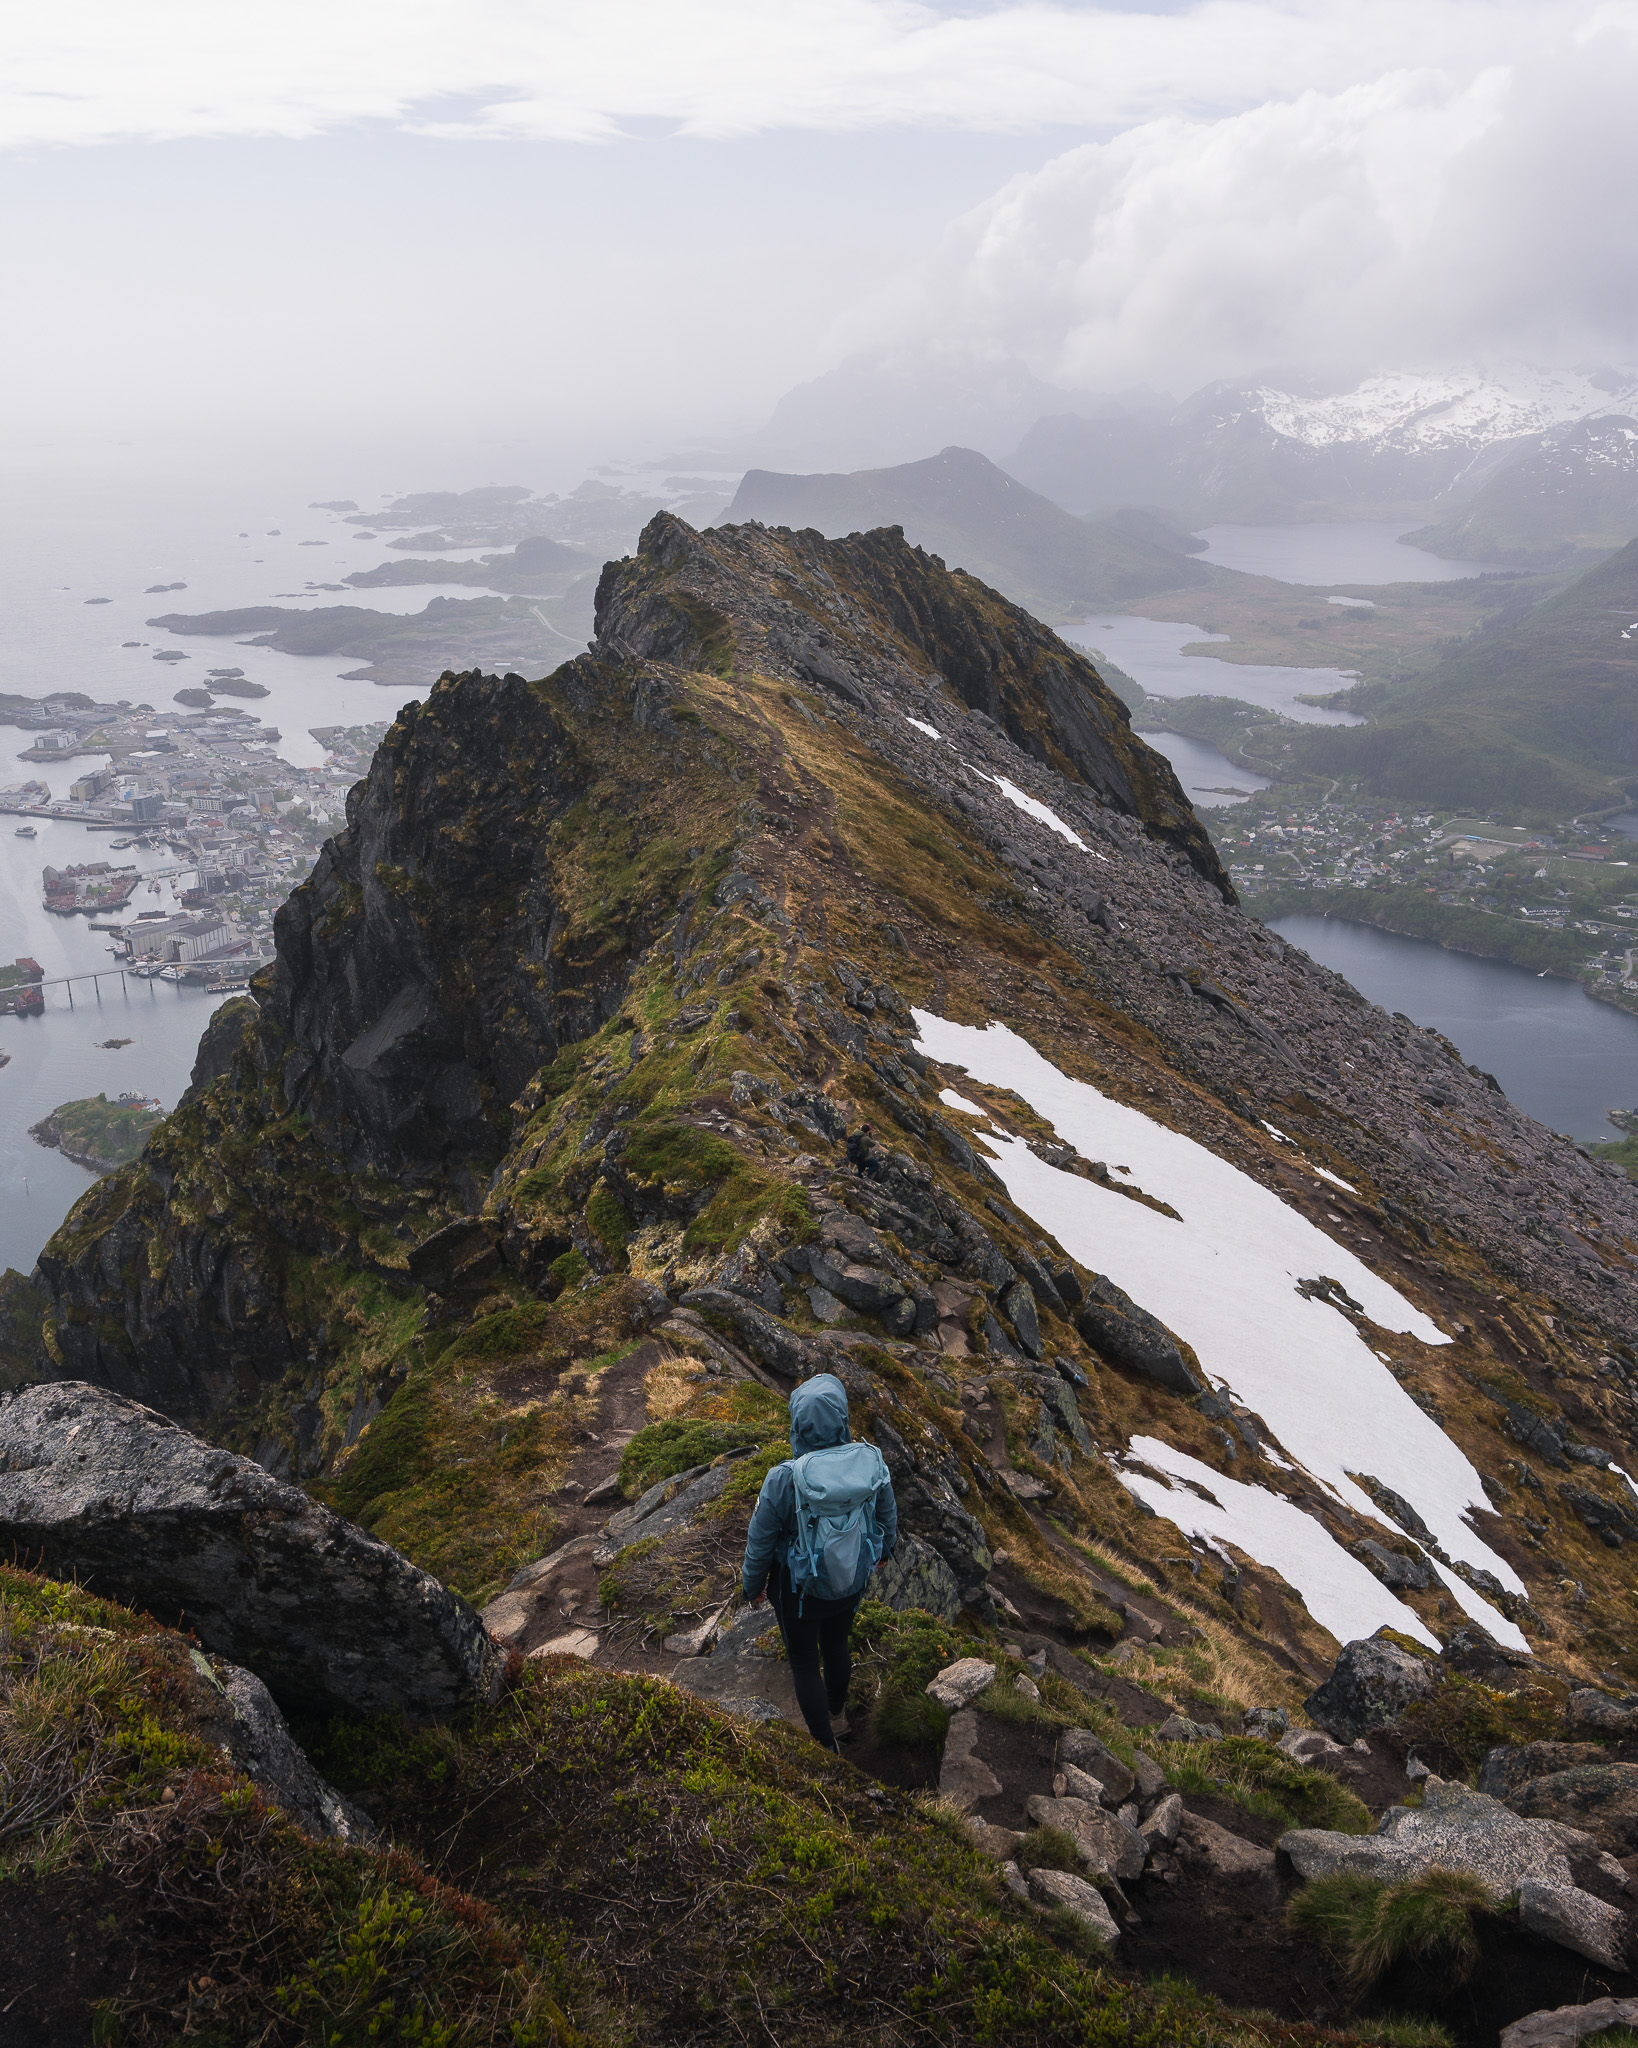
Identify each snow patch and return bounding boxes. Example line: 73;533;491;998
1312;1165;1358;1193
913;1011;1531;1653
904;715;942;740
1119;1436;1440;1651
939;1088;986;1117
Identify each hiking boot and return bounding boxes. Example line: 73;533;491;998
830;1709;855;1743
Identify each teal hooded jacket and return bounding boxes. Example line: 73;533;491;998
740;1373;898;1602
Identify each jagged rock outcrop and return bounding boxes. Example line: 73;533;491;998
0;1382;502;1716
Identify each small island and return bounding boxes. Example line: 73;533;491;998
29;1091;164;1174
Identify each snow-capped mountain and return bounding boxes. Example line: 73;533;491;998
1256;366;1638;455
1007;365;1638;528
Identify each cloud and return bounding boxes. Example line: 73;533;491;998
836;6;1638;388
0;0;1578;150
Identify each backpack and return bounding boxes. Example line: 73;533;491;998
786;1441;889;1608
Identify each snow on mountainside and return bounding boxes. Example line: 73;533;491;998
1256;366;1638;454
1007;364;1638;523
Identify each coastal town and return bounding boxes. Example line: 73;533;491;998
1219;793;1638;1009
0;688;390;1007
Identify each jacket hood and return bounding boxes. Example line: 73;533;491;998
788;1372;851;1456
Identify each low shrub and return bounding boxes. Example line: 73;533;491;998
1392;1672;1561;1775
1287;1868;1490;1990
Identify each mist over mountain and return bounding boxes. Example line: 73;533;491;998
1003;367;1638;527
1406;416;1638;569
722;444;1208;616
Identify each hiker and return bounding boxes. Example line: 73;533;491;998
844;1121;881;1180
741;1373;898;1752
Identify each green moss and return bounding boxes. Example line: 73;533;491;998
1393;1672;1561;1775
618;1419;771;1498
546;1247;589;1293
585;1181;631;1261
443;1303;552;1363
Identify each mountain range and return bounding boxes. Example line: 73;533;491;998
1006;366;1638;529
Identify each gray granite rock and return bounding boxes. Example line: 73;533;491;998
1179;1811;1275;1878
939;1708;1002;1810
1518;1880;1630;1970
1501;1998;1638;2048
1058;1728;1137;1803
870;1530;961;1621
1282;1778;1581;1898
0;1382;503;1717
927;1657;996;1710
1026;1865;1121;1945
1304;1632;1435;1740
218;1662;376;1842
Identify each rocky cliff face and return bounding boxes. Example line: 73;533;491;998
4;508;1638;1702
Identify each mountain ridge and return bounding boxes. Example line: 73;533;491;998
8;511;1638;2040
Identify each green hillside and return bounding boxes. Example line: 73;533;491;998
1404;416;1638;569
1291;538;1638;813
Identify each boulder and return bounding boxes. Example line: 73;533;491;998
1132;1751;1167;1801
218;1662;375;1843
1518;1881;1630;1971
1282;1779;1582;1899
1025;1794;1145;1879
872;1531;961;1621
1281;1831;1422;1884
1026;1866;1120;1945
939;1709;1002;1811
1480;1742;1612;1801
1501;1998;1638;2048
1508;1762;1638;1856
1155;1712;1221;1743
1569;1689;1638;1737
927;1658;997;1710
1304;1632;1435;1740
1243;1706;1290;1742
1141;1791;1184;1851
1058;1728;1137;1804
0;1383;503;1718
1060;1761;1109;1805
1178;1811;1275;1878
1075;1277;1204;1397
1278;1728;1347;1765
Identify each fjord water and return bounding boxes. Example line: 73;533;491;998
1271;915;1638;1142
0;444;442;1273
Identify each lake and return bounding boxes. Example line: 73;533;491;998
1270;915;1638;1142
1143;732;1271;810
1194;521;1505;586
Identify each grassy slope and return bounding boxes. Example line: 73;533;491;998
2;1560;1336;2048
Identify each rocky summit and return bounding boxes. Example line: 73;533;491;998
5;511;1638;2046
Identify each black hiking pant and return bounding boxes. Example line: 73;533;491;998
768;1564;858;1750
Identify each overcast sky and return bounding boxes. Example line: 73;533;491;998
4;0;1635;477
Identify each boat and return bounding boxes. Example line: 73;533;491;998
109;837;133;850
13;824;36;838
158;965;184;983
